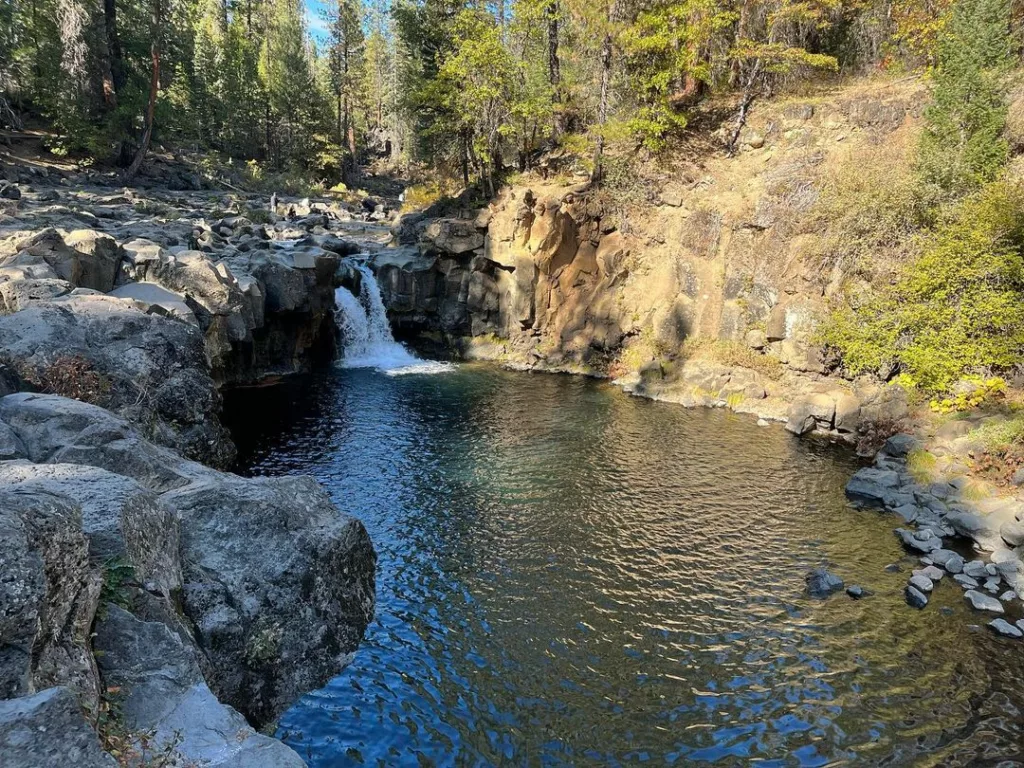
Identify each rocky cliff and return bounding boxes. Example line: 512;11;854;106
376;80;924;441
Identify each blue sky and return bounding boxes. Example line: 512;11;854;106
305;0;331;44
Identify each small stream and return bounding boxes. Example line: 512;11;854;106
224;360;1024;766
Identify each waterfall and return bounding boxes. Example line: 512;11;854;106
334;263;452;375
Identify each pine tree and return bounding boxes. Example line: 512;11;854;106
328;0;365;176
918;0;1013;196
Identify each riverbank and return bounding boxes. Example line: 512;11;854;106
0;159;386;766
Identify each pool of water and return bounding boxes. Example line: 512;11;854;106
224;365;1024;766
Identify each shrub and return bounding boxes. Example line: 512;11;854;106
929;375;1006;413
821;180;1024;393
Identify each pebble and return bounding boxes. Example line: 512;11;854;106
909;574;934;593
986;563;999;577
984;577;1002;594
905;585;929;609
954;574;979;589
915;565;944;581
964;589;1005;614
884;563;903;573
846;585;870;599
989;618;1023;638
963;561;989;580
1000;590;1018;602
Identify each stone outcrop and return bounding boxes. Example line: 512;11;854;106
0;688;115;768
94;605;304;767
0;488;101;712
0;392;377;728
0;293;233;466
0;391;376;762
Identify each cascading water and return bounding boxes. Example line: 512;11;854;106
334;262;452;375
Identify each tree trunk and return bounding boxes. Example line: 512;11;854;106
461;129;470;187
125;0;161;181
592;4;616;185
726;61;762;156
101;0;124;109
547;2;562;135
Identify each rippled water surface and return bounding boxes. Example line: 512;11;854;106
224;366;1024;766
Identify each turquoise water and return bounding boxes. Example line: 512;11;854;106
225;365;1024;766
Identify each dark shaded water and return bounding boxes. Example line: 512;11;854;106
224;366;1024;767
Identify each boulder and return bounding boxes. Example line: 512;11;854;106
94;605;304;767
882;433;920;458
805;567;844;598
909;573;934;593
0;462;182;600
422;218;485;255
833;394;861;434
1000;520;1024;548
0;489;101;711
905;585;928;609
0;297;233;466
965;589;1004;613
0;688;115;768
163;473;377;726
786;394;836;435
0;393;207;493
989;618;1023;638
846;468;900;505
62;230;123;292
945;510;1002;551
0;393;378;728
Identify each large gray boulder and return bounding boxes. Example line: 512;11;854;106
0;393;377;728
0;489;101;711
95;606;304;767
0;461;182;601
0;688;115;768
164;473;377;726
1;228;122;292
0;296;233;466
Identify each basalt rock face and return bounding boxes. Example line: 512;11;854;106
0;489;102;713
379;188;629;365
0;293;234;466
379;86;923;434
0;393;377;756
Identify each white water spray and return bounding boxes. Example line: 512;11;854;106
334;263;453;376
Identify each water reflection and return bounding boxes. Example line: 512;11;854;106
224;365;1024;766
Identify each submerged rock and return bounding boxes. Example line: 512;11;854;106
905;585;929;609
989;618;1023;638
964;589;1004;614
805;567;844;598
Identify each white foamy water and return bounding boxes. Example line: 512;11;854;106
334;264;454;376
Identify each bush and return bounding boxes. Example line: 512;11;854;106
821;180;1024;393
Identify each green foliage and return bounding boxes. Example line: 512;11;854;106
929;375;1006;413
101;557;137;610
822;181;1024;393
918;0;1013;196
